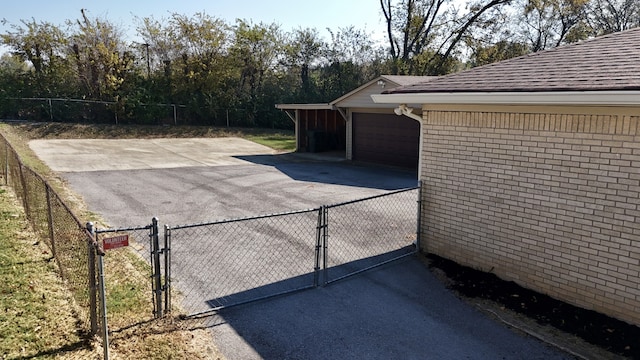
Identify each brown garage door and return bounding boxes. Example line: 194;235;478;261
352;112;419;170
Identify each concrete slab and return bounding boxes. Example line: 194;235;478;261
28;137;276;172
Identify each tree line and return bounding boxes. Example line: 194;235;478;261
1;0;637;127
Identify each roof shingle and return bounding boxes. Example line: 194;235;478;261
386;27;640;94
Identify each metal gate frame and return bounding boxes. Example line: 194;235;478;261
95;220;170;318
165;184;420;318
166;208;323;317
91;184;421;320
321;185;421;286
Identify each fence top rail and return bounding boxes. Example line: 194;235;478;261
7;97;187;108
168;207;322;231
324;186;419;209
96;224;153;234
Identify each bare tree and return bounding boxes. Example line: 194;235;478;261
69;9;131;99
588;0;640;34
380;0;511;75
515;0;590;52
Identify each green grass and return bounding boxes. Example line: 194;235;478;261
0;185;96;359
247;134;296;151
11;122;295;148
0;122;237;359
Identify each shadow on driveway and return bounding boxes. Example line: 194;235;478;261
235;153;418;190
194;256;572;360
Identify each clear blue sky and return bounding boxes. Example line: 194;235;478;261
1;0;387;45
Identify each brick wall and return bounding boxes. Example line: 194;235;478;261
421;108;640;326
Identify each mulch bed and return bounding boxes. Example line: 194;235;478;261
427;255;640;359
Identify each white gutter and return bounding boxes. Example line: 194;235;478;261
371;91;640;106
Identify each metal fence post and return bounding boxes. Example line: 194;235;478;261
314;207;323;287
3;141;8;185
172;104;177;125
151;217;163;318
96;237;110;359
86;222;98;335
17;164;30;217
321;206;329;286
48;98;53;121
45;184;57;260
164;224;171;314
416;180;423;253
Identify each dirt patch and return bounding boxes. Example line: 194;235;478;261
427;254;640;359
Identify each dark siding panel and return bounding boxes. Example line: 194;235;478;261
353;113;419;169
298;109;346;152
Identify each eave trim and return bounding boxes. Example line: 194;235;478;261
371;91;640;106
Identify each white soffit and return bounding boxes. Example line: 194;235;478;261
371;91;640;106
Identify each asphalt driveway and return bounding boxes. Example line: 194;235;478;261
30;138;573;359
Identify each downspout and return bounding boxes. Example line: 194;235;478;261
394;104;423;180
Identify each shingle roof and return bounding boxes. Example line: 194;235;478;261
386;27;640;94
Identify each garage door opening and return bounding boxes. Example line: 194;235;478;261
352;112;419;172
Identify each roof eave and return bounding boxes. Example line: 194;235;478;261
371;91;640;106
275;103;334;110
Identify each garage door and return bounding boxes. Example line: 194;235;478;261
352;113;419;170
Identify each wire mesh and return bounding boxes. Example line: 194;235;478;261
323;187;419;284
48;187;97;332
168;209;321;317
1;140;7;185
95;226;156;315
0;132;100;336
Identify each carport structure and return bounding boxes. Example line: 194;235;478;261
276;75;434;173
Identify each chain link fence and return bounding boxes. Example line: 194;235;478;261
167;186;419;318
1;126;420;332
1;97;281;127
168;209;322;317
0;131;102;337
323;187;420;284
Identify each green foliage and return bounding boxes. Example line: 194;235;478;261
588;0;640;34
519;0;591;51
469;40;531;67
0;4;636;126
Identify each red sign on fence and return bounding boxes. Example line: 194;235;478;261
103;234;129;250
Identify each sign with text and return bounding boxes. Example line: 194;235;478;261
103;234;129;250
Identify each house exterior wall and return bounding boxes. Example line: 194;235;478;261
333;82;397;108
420;104;640;326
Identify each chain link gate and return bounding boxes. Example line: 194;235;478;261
167;209;322;318
95;219;171;318
163;185;420;319
88;186;420;320
321;186;420;285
